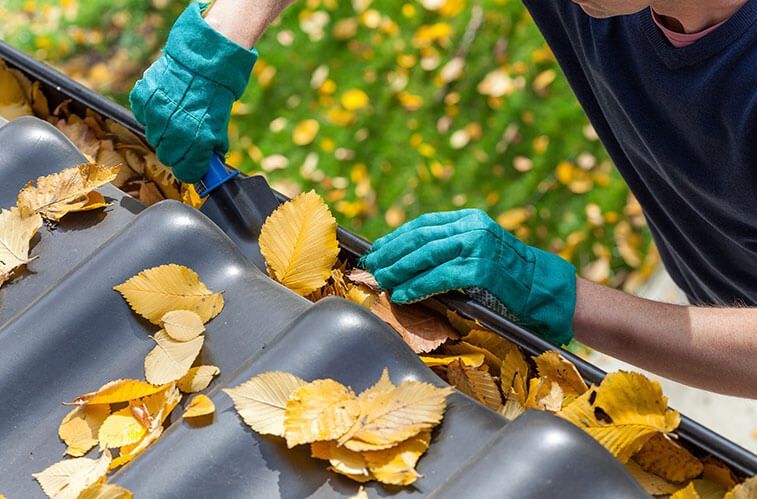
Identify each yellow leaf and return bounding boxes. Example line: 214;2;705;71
725;477;757;499
702;457;738;490
558;372;680;463
293;119;320;146
672;479;727;499
160;310;205;341
363;430;431;486
0;60;33;119
177;365;220;393
17;163;119;221
357;368;395;402
0;207;42;287
259;191;339;296
420;353;484;368
533;351;588;397
624;460;679;496
144;329;204;385
144;153;181;201
284;379;360;447
462;329;516;362
443;341;502;375
70;379;169;405
77;191;110;212
500;372;527;420
181;184;206;209
633;433;703;483
447;359;502;412
223;371;306;437
183;394;215;418
346;284;377;308
33;450;111;499
524;377;564;412
78;483;133;499
110;387;181;470
340;381;452;451
341;89;370;111
500;348;530;394
311;440;373;483
58;405;110;457
113;264;224;324
108;426;163;471
98;407;146;449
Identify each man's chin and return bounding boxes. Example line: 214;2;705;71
578;5;616;18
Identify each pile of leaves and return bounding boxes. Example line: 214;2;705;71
257;190;756;497
0;59;203;209
33;264;224;498
0;162;118;288
225;369;453;486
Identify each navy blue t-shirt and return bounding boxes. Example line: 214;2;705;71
523;1;757;306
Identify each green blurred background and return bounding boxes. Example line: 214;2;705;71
0;0;657;291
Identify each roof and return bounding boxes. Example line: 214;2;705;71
0;116;649;498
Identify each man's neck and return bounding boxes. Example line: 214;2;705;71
651;0;747;33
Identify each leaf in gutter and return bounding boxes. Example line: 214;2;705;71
447;359;503;411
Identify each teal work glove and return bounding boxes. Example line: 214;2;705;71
360;209;577;346
129;2;258;183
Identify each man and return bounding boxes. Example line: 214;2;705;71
130;0;756;397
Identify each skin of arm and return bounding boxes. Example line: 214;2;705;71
573;278;757;398
203;0;294;49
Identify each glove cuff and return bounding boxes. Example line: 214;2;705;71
523;248;576;346
165;1;258;98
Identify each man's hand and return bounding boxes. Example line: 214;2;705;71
130;0;290;183
360;209;577;345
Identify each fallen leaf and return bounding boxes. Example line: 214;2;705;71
33;450;111;499
182;184;206;209
311;440;373;483
461;329;517;365
633;433;703;483
183;394;215;418
725;477;757;499
108;426;163;471
370;292;460;353
447;359;502;411
98;407;146;449
284;379;360;447
224;371;306;437
420;353;485;368
701;456;738;490
524;377;564;412
113;264;224;324
17;163;119;221
559;372;679;463
363;430;431;486
500;372;527;420
625;460;679;496
443;341;502;375
78;483;133;499
500;348;530;394
0;60;33;119
672;479;726;499
358;368;395;402
345;268;380;290
144;329;204;385
160;310;205;341
70;379;168;405
533;351;588;397
259;191;340;296
340;381;453;451
0;207;42;287
177;365;220;393
58;405;110;457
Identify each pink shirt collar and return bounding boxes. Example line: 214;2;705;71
651;8;730;48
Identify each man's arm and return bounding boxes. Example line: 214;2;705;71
574;278;757;398
204;0;291;50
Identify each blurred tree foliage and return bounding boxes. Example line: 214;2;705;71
0;0;657;291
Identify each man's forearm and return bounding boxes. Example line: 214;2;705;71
573;278;757;398
204;0;288;49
